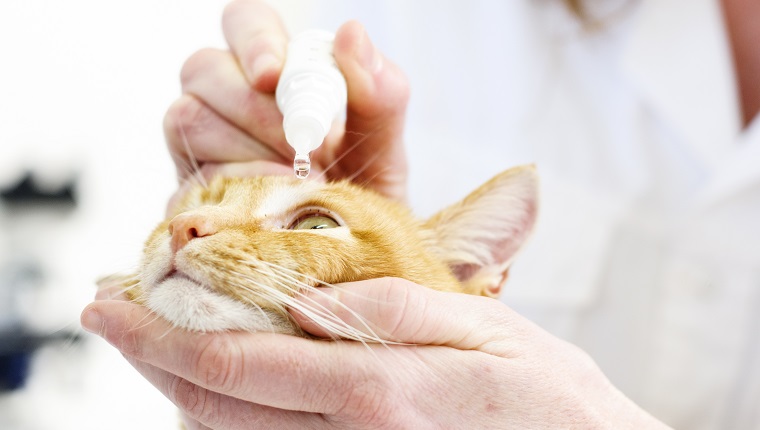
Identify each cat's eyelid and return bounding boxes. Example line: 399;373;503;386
285;206;345;230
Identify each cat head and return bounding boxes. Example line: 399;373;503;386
120;165;538;336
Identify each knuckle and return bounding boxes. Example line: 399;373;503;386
222;0;286;67
179;47;221;86
239;32;284;67
192;334;244;393
169;376;221;427
352;389;397;426
163;95;202;146
115;329;144;359
330;373;398;426
379;277;421;340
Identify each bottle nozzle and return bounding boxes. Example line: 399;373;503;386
283;114;324;155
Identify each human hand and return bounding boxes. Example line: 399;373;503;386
165;0;410;202
81;278;669;429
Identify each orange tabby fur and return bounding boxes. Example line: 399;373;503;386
113;165;538;338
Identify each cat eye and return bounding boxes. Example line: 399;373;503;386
291;214;340;230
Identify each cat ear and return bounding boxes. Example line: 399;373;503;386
424;165;538;298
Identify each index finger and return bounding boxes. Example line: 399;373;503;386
222;0;288;92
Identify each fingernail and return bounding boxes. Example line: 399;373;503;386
81;308;104;335
251;52;280;84
356;27;382;74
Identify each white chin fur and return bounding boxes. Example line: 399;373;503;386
146;276;284;333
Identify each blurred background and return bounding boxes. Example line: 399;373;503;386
0;1;311;428
0;1;228;428
1;1;536;428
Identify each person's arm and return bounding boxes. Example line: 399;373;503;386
82;278;670;429
164;0;410;202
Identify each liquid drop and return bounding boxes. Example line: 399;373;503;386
294;153;311;179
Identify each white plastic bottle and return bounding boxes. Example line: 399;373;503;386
276;29;348;179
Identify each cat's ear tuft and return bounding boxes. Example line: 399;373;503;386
424;165;538;298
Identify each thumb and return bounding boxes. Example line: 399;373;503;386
290;277;520;354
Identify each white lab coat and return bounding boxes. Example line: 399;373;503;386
294;0;760;428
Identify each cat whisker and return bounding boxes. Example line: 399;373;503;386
155;323;178;340
225;274;290;334
177;119;208;189
175;160;210;196
243;263;400;346
257;283;380;346
314;129;373;181
45;321;85;354
170;148;204;186
228;287;279;334
130;312;165;334
175;170;204;193
243;301;278;335
227;267;375;343
344;147;386;185
246;261;378;310
353;164;394;192
116;281;144;301
253;260;389;306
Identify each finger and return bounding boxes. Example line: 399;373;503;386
323;21;410;200
290;277;524;356
163;94;287;181
222;0;288;92
80;300;393;416
127;357;322;429
179;48;291;159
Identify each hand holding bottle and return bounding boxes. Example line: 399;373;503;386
164;0;410;200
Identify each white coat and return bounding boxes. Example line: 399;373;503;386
298;0;760;428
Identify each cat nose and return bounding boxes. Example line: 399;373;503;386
168;213;216;253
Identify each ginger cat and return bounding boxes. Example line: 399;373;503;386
114;165;538;339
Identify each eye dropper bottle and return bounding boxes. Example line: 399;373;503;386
276;30;348;179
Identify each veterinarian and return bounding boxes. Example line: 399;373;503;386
82;0;760;428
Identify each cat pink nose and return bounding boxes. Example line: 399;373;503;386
168;213;216;253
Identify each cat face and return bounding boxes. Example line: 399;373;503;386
121;166;538;337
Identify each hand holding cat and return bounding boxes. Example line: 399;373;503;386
89;0;670;427
82;278;668;429
164;0;410;201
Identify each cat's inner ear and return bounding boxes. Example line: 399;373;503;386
423;166;538;298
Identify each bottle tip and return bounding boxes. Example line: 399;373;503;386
294;153;311;180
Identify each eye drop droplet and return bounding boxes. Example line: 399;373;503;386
294;153;310;179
